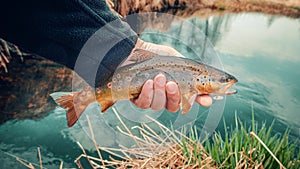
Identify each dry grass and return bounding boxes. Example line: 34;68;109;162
14;107;299;168
107;0;300;18
71;108;296;169
15;147;64;169
0;38;23;73
73;108;216;168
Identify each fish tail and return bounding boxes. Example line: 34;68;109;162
51;87;115;127
53;92;87;127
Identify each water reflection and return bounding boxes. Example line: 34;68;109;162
214;14;300;130
215;13;300;61
140;13;300;139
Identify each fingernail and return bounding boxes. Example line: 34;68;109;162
146;80;153;89
155;74;166;87
167;82;177;94
199;95;212;107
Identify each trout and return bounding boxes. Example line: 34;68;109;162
52;50;237;127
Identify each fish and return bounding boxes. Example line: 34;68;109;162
51;50;237;127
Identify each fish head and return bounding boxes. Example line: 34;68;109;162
194;70;237;96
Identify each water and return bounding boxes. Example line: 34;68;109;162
1;13;300;168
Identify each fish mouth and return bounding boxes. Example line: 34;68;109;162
220;79;238;96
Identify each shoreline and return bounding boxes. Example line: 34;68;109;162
108;0;300;18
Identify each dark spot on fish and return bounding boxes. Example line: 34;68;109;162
197;78;200;82
202;82;205;85
183;68;185;71
204;75;206;78
220;76;227;83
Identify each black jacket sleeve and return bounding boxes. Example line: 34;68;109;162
0;0;138;86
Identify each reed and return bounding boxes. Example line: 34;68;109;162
73;108;299;169
16;108;300;168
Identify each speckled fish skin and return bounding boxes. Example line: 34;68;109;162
54;55;238;127
110;56;237;113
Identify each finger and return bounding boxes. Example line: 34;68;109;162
132;80;154;109
166;81;180;112
195;95;212;107
151;74;166;111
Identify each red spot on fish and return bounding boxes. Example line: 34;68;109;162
96;87;101;93
107;82;112;88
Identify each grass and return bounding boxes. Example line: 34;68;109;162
16;108;300;168
188;112;300;169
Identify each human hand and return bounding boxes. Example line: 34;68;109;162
132;74;212;112
125;39;212;112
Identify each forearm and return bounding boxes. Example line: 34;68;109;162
0;0;137;86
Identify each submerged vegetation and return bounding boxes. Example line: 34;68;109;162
17;109;300;168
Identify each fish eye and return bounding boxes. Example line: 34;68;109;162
220;76;227;83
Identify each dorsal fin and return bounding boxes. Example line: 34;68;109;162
128;49;158;63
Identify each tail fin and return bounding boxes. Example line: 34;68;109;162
52;92;89;127
51;87;115;127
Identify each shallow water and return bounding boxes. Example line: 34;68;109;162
1;13;300;168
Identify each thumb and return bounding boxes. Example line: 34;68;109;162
138;39;183;57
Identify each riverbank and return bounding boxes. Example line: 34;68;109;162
107;0;300;18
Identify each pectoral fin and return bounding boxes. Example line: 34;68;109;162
181;92;197;114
